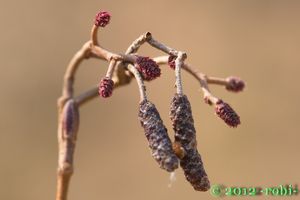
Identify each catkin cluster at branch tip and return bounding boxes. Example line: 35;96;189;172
138;100;179;172
170;94;210;191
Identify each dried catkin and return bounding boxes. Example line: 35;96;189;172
138;100;179;172
170;94;210;191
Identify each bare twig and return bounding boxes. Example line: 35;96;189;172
91;25;99;46
125;32;152;54
174;52;187;95
105;59;117;78
58;41;92;111
153;56;219;104
206;76;227;86
56;99;79;200
147;37;178;56
128;64;147;101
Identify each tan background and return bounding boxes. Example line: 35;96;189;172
1;0;299;199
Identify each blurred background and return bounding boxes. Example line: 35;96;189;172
1;0;300;199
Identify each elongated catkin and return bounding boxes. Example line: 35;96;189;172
170;94;210;191
139;100;179;172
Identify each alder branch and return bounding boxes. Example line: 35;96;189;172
75;55;225;106
58;41;92;111
56;10;245;200
56;99;79;200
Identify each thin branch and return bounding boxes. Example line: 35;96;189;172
91;25;99;45
206;76;228;86
127;64;147;101
125;32;152;54
75;71;128;106
174;52;187;95
58;41;92;111
56;99;79;200
181;62;218;104
75;32;153;106
153;55;219;104
147;37;178;56
105;59;117;78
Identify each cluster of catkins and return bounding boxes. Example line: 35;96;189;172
95;11;244;191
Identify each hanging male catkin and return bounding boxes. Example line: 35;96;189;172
170;94;210;191
139;100;179;172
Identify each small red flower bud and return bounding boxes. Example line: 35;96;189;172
215;99;240;127
98;77;114;98
168;55;177;70
226;76;245;92
136;56;161;81
94;11;111;27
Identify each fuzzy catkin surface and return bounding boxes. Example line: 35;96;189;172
170;94;210;191
138;100;178;172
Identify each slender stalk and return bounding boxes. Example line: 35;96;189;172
127;64;147;101
56;99;79;200
125;32;152;54
91;25;99;45
105;59;117;78
206;76;228;86
58;41;92;111
174;52;187;95
147;37;178;56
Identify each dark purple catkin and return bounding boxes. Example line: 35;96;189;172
226;76;245;92
136;56;161;81
98;77;114;98
170;94;210;191
168;55;177;70
215;99;240;127
94;11;111;27
138;100;179;172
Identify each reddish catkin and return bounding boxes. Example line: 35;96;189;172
136;56;161;81
215;99;240;127
94;11;111;27
138;100;179;172
170;94;210;191
98;77;114;98
226;76;245;92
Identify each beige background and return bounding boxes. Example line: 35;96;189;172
1;0;299;199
